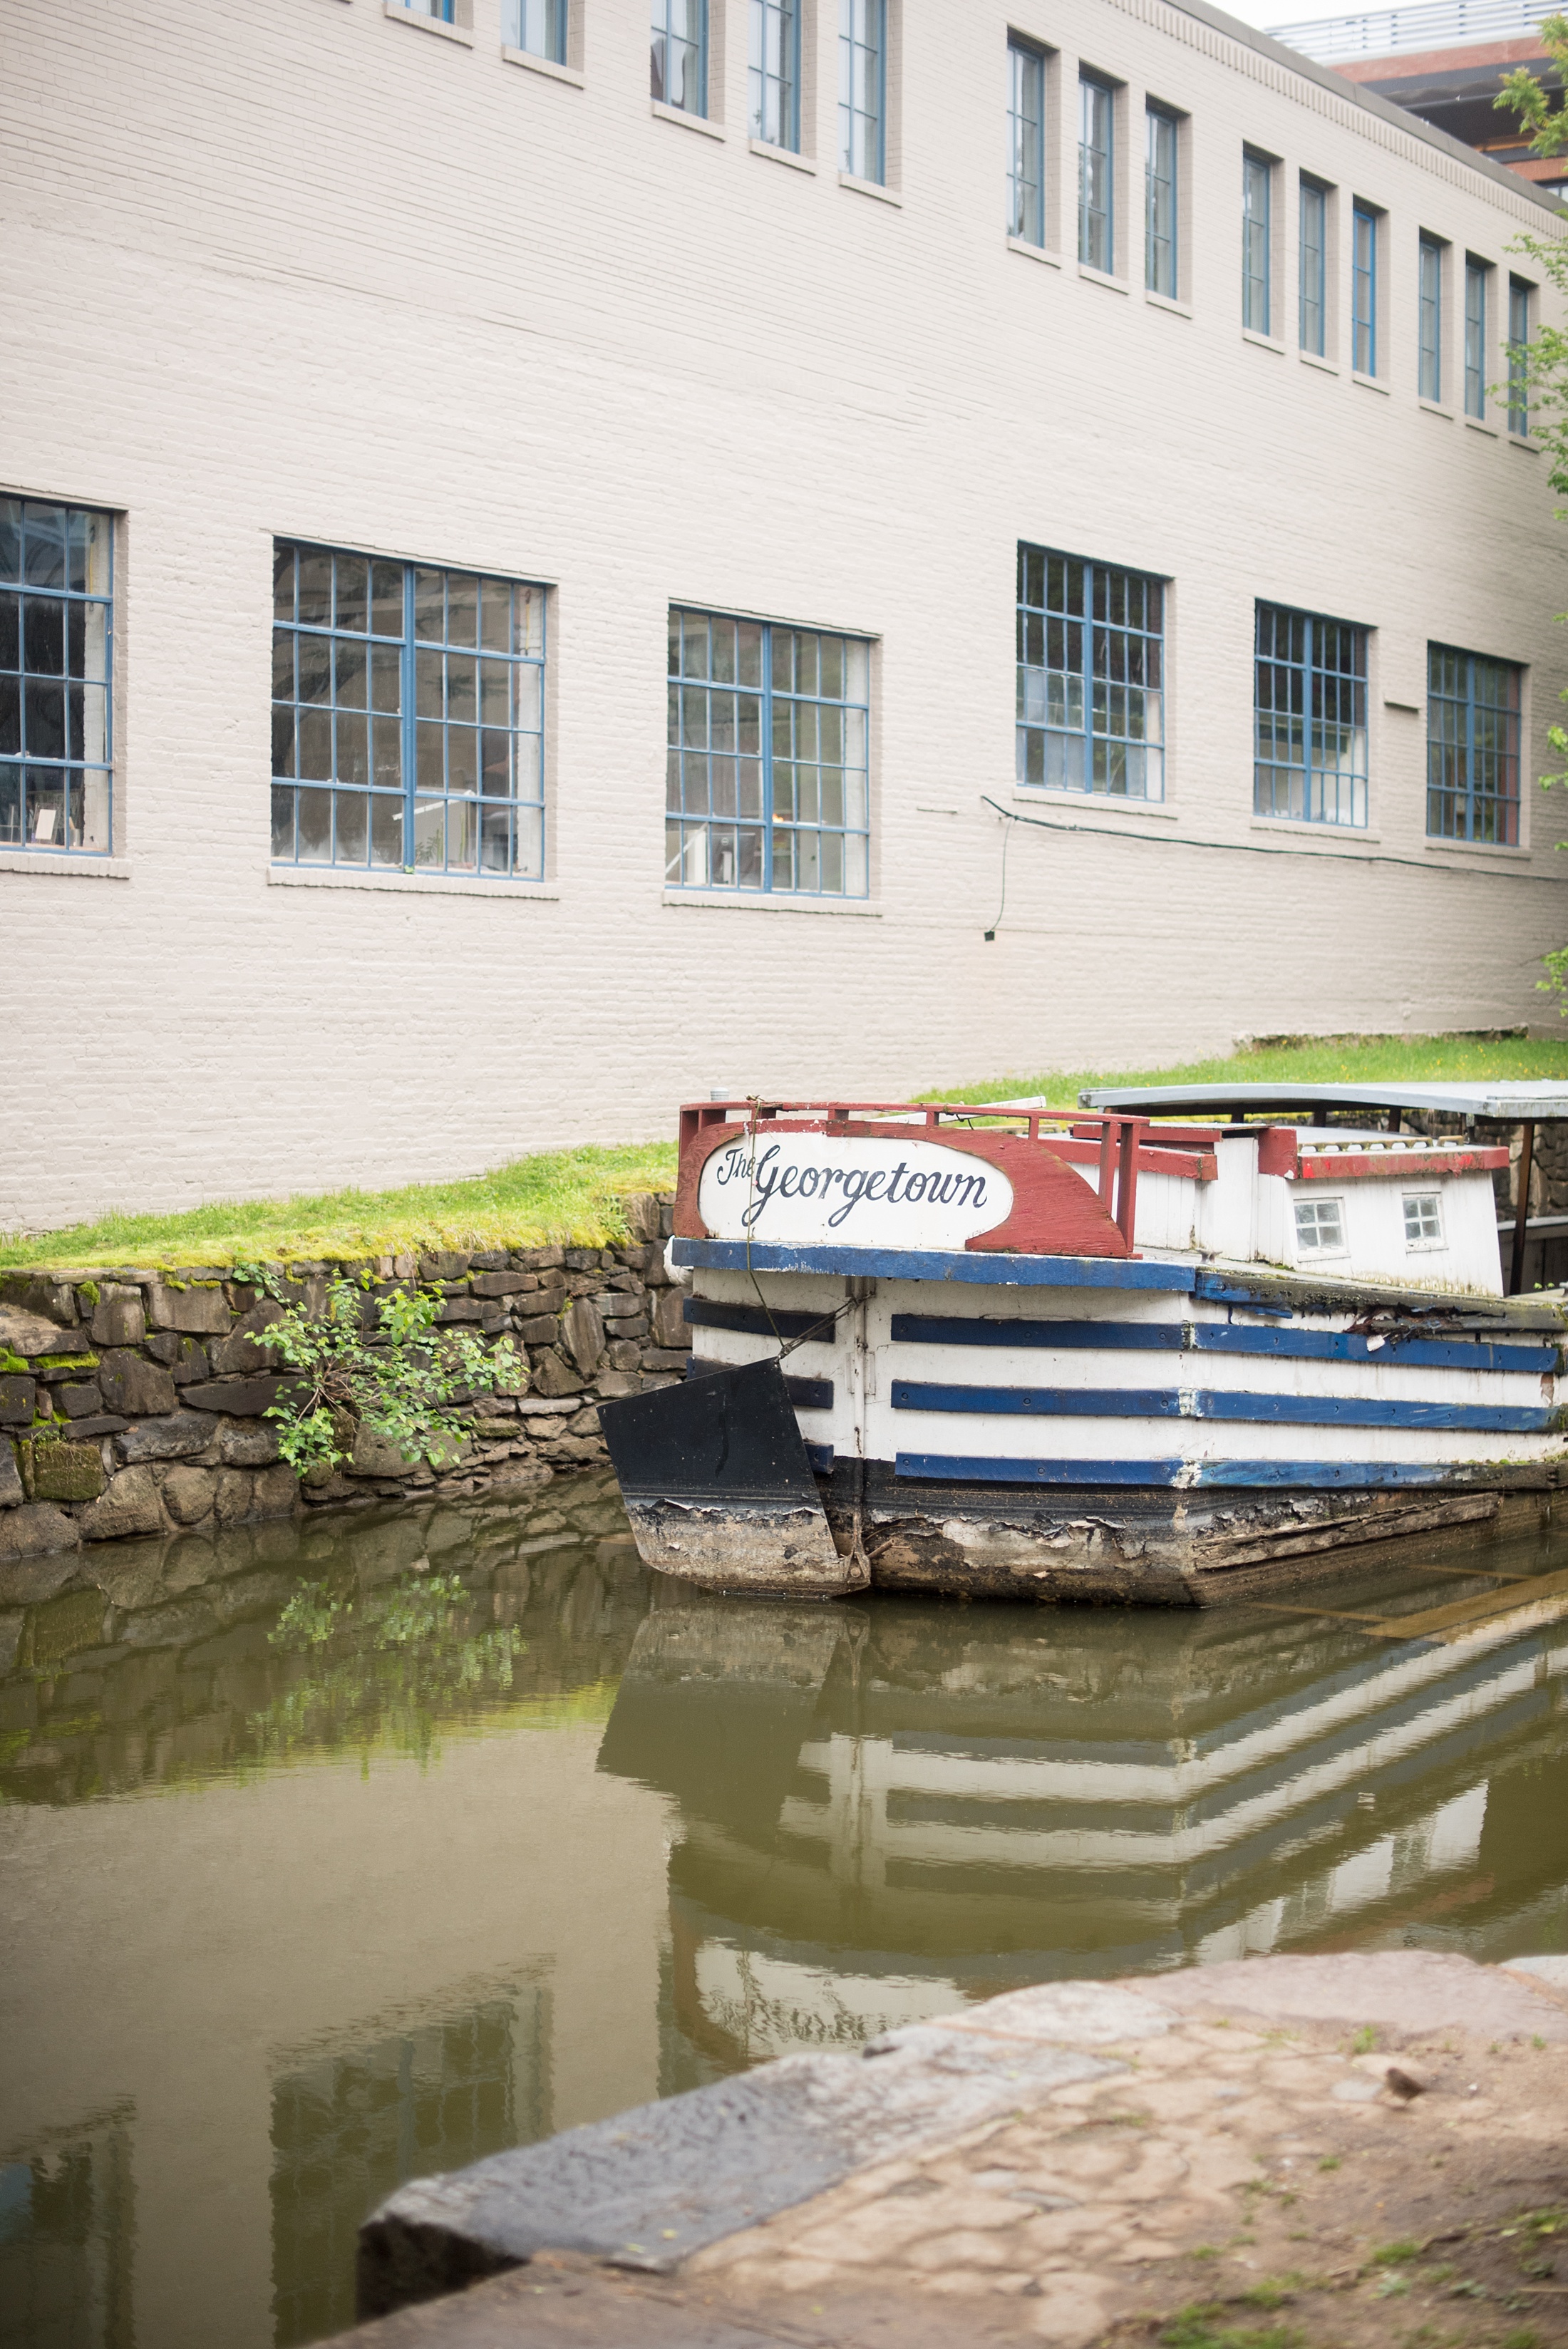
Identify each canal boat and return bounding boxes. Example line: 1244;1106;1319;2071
597;1086;1568;1604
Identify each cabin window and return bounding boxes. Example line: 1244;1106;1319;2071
271;544;546;877
1294;1195;1346;1256
1426;646;1520;845
1;497;114;857
1403;1193;1443;1248
1254;604;1368;828
666;608;871;895
1008;39;1046;247
1016;547;1164;798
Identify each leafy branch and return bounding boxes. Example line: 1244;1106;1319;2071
246;1271;525;1475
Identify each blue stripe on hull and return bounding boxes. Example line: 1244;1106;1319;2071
889;1313;1557;1376
889;1380;1558;1435
671;1240;1195;1290
893;1455;1472;1489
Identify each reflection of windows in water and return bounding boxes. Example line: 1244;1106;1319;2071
0;2110;134;2349
269;1982;549;2348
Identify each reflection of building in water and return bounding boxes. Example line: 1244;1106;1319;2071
269;1980;549;2348
599;1568;1568;2082
0;2110;133;2349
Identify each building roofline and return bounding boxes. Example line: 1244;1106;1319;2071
1171;0;1568;215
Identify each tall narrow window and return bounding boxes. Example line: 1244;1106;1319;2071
751;0;799;148
1351;202;1377;374
1008;40;1046;246
1465;258;1488;418
1078;76;1114;272
840;0;886;182
1428;646;1520;845
666;611;871;897
505;0;566;57
652;0;706;114
1299;177;1326;355
396;0;455;16
1418;234;1443;402
0;497;113;856
1016;547;1165;801
1255;604;1368;829
1242;151;1272;333
1509;277;1532;435
1145;107;1177;296
272;545;545;878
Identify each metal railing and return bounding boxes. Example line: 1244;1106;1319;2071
1267;0;1556;60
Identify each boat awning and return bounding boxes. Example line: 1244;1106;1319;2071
1077;1080;1568;1121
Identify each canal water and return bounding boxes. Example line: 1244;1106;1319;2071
2;1474;1566;2349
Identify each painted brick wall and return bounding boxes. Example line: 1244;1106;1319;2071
3;0;1567;1227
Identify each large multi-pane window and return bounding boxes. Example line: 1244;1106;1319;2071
505;0;566;58
1418;234;1443;401
1351;202;1378;374
751;0;799;147
1016;547;1165;801
1008;40;1046;246
0;498;113;857
1428;646;1520;845
840;0;886;181
651;0;706;112
1145;107;1177;296
271;545;545;878
1299;177;1326;355
1465;257;1488;419
1509;276;1532;435
1242;151;1272;333
1078;76;1114;271
1255;605;1368;828
666;610;870;897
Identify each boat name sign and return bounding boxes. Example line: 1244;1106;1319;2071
698;1133;1013;1246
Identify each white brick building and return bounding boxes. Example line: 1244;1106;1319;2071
4;0;1567;1227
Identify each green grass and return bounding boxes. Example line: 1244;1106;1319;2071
11;1028;1568;1274
927;1030;1568;1108
0;1142;679;1274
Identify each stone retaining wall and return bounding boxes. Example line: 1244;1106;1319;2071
0;1192;689;1572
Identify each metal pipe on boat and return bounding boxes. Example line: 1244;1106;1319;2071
1510;1120;1537;1296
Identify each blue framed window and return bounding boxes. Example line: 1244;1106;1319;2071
840;0;886;182
1465;257;1489;419
1242;151;1272;334
1428;646;1520;845
666;609;870;897
1008;39;1046;246
652;0;706;113
751;0;800;148
1299;177;1326;356
394;0;455;18
1016;546;1165;800
1509;276;1532;435
1418;234;1443;401
1145;106;1177;296
1255;604;1368;828
271;544;545;878
0;498;113;857
1351;201;1378;375
505;0;566;59
1078;76;1114;271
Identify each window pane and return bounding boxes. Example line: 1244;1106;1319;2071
1254;602;1368;827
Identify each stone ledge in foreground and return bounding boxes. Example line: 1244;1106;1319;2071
342;1950;1568;2347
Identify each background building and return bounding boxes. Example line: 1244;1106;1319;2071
4;0;1567;1227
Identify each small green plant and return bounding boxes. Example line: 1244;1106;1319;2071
1371;2241;1423;2266
1349;2025;1378;2055
1318;2156;1342;2172
1375;2273;1413;2298
254;1274;523;1475
1160;2306;1303;2349
1502;2330;1540;2349
1190;2246;1222;2262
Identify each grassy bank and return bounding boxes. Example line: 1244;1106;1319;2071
7;1032;1568;1272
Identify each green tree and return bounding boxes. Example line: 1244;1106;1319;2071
1492;35;1568;1005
